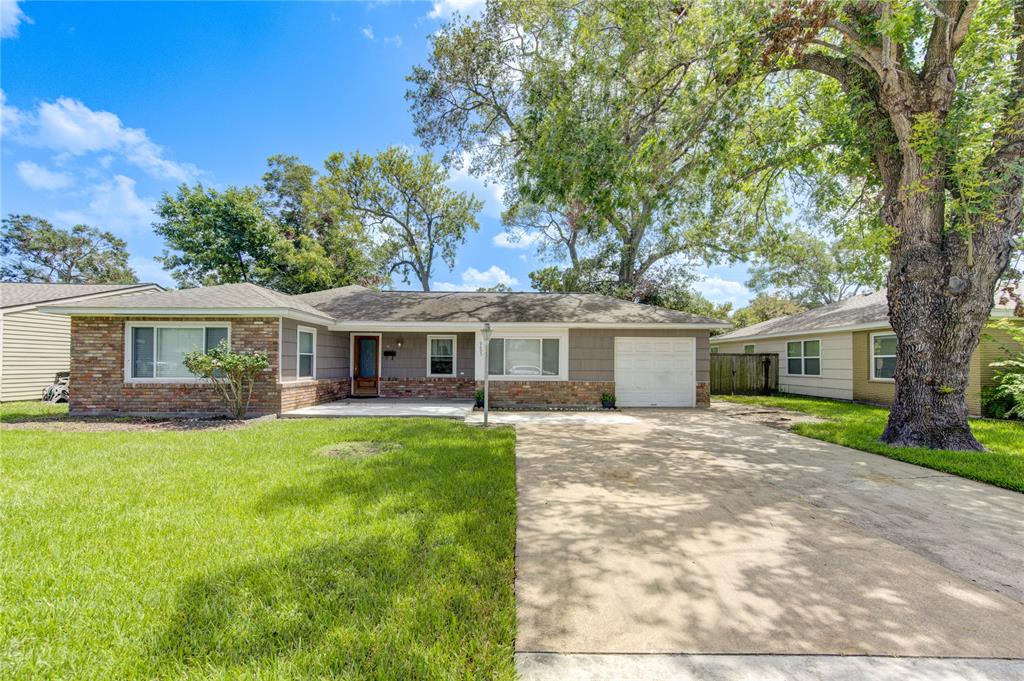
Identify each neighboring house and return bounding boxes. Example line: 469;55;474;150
1;282;163;402
42;282;729;416
710;289;1020;415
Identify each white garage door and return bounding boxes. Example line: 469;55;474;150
614;337;695;407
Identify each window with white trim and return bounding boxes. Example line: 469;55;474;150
871;333;897;380
297;326;316;378
427;335;456;376
786;339;820;376
488;338;559;377
129;324;228;379
744;344;755;354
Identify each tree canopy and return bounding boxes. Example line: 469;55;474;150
317;147;482;291
0;215;138;283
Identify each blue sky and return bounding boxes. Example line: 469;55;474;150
0;0;753;305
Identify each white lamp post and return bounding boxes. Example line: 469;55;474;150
482;322;493;426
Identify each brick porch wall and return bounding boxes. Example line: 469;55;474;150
279;379;350;412
70;316;281;416
379;376;476;399
480;380;615;406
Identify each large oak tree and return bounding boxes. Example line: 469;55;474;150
746;0;1023;449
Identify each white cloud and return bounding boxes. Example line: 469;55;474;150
493;229;541;250
16;161;73;190
447;151;505;218
1;0;31;39
434;265;518;291
4;94;199;182
55;175;154;234
698;275;751;306
383;34;403;47
427;0;485;20
361;25;374;40
0;89;26;136
128;256;176;288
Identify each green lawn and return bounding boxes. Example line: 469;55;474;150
0;400;68;422
718;394;1024;493
1;415;517;680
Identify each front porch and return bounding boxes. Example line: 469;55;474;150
280;398;475;420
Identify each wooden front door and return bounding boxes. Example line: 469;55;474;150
352;335;380;396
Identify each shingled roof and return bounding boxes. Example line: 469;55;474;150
715;288;1017;342
294;285;728;325
1;282;161;310
42;281;728;327
41;282;335;323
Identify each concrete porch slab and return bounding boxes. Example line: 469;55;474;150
280;399;474;420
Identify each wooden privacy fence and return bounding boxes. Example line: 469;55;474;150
710;353;779;395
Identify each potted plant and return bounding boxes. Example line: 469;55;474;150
474;388;485;408
600;392;616;409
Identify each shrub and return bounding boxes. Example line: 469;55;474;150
474;388;485;407
600;392;615;407
986;357;1024;420
184;340;270;419
983;318;1024;420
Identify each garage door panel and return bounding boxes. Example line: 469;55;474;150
614;336;695;407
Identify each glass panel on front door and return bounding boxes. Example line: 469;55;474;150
358;337;378;377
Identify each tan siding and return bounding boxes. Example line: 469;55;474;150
849;325;1022;416
851;329;895;407
568;328;709;383
978;324;1022;388
376;332;475;379
1;308;72;401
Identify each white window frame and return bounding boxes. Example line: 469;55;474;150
785;338;821;376
124;321;231;384
296;325;317;380
744;344;755;354
426;334;457;377
870;331;897;382
486;336;564;380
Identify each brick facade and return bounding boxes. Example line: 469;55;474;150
70;316;345;417
695;381;710;408
70;316;714;415
378;376;476;399
279;379;350;412
480;380;615;406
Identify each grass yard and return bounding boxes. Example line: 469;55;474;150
718;394;1024;493
1;413;517;680
0;400;68;422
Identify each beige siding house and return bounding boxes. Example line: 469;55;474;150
1;283;161;402
711;290;1020;416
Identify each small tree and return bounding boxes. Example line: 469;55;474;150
183;340;269;420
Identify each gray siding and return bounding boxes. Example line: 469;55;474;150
379;331;475;379
568;328;710;383
280;318;348;381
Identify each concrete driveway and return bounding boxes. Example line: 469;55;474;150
506;409;1024;663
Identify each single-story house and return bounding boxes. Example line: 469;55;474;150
710;289;1020;415
1;282;162;402
42;282;729;416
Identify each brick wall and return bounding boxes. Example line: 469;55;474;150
695;381;710;408
480;380;615;406
379;376;476;399
71;316;283;417
279;379;350;412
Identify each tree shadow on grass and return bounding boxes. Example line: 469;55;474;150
149;421;517;679
148;532;515;679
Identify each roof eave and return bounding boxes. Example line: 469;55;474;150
0;284;164;314
329;320;731;331
40;305;335;326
